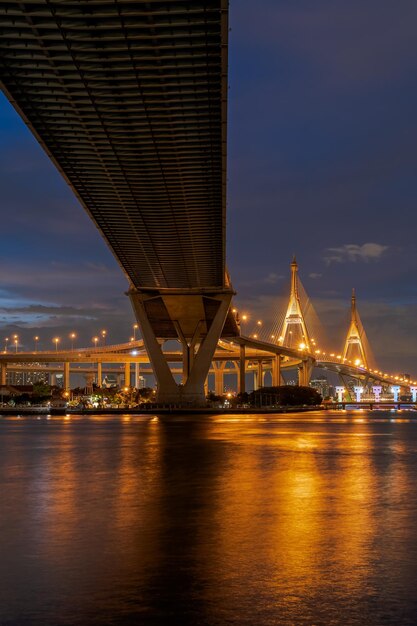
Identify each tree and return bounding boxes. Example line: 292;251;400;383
249;385;322;407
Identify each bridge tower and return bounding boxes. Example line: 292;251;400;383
279;257;312;351
342;289;369;369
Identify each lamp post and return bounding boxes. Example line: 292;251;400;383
70;332;76;351
101;329;107;346
34;336;39;352
4;337;8;352
53;337;60;352
133;324;138;341
14;338;18;353
92;336;99;349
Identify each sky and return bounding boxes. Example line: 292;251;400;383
0;0;417;372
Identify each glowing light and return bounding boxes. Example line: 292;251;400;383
299;343;306;350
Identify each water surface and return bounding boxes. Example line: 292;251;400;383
1;411;417;625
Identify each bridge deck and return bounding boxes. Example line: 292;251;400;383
0;0;228;290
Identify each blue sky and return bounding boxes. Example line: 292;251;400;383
0;0;417;372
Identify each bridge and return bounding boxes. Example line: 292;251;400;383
0;3;413;405
0;256;414;403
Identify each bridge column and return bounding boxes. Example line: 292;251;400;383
353;386;364;403
97;362;102;387
129;289;232;405
391;385;401;402
298;359;313;386
50;373;56;387
134;362;140;388
272;355;281;387
239;345;246;394
257;361;263;390
372;385;382;402
214;362;225;396
335;386;345;403
63;362;70;392
124;362;130;387
0;363;7;386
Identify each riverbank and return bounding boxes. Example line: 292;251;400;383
0;405;323;416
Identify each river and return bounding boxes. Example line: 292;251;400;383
1;411;417;625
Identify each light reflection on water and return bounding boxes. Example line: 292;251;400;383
1;411;417;625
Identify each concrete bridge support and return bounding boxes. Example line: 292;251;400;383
0;363;7;385
97;362;102;387
239;345;246;394
129;289;232;405
298;358;314;386
272;355;281;387
214;362;226;396
64;362;70;392
124;362;130;387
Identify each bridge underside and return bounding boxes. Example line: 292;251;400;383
0;1;233;404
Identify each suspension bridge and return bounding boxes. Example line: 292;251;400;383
0;256;413;404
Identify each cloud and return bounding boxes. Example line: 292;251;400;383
324;243;388;264
263;272;284;284
309;273;322;279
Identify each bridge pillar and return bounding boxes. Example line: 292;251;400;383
353;386;364;403
298;359;313;386
391;385;401;402
129;289;232;405
335;386;345;403
214;362;225;396
272;355;281;387
50;373;56;387
63;362;70;392
372;385;382;402
239;345;246;394
257;361;263;390
97;362;102;387
124;363;130;388
0;363;7;386
134;362;140;389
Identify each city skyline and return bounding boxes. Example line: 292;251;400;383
1;0;417;371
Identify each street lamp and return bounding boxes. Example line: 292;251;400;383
92;336;99;348
14;337;18;353
101;329;107;345
4;337;8;352
70;332;76;351
53;337;60;352
133;323;138;341
34;336;39;352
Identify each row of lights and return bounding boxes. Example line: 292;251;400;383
2;323;141;354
